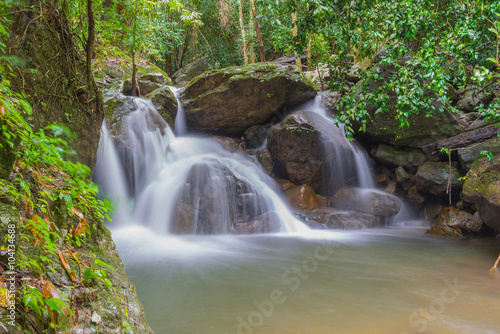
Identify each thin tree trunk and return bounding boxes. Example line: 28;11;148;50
307;34;313;71
292;12;302;74
239;0;248;65
131;0;138;96
249;0;265;62
86;0;95;90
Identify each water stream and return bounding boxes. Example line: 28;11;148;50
96;90;500;334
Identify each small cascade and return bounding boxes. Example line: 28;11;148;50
169;86;187;136
292;93;375;193
94;94;308;235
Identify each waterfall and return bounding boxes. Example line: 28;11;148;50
94;94;309;235
169;86;187;136
291;93;375;193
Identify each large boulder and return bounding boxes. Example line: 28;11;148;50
456;85;495;112
180;63;316;134
415;162;463;197
371;144;426;169
354;66;464;147
145;86;178;127
170;162;281;234
173;57;212;86
462;154;500;232
332;188;401;217
305;208;381;230
458;137;500;170
268;110;357;194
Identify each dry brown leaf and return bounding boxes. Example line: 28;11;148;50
57;248;77;283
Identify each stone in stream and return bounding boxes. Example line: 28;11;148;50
268;110;357;194
414;162;463;197
256;148;274;175
170;162;281;234
332;188;401;217
427;207;483;237
284;184;319;212
304;208;381;230
180;63;315;134
462;153;500;232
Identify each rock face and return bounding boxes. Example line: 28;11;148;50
462;154;500;232
354;66;464;147
371;144;426;169
427;207;483;237
268;110;356;194
456;85;495;112
415;162;463;197
180;63;316;134
145;86;178;126
170;162;281;234
458;137;500;170
332;188;401;217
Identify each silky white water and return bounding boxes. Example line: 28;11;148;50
94;94;308;234
96;91;499;334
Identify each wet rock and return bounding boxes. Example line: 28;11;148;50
323;90;342;114
277;179;296;192
326;210;380;229
244;124;272;149
414;162;463;197
284;184;319;212
462;154;500;232
407;185;426;204
457;85;495;112
384;180;397;195
438;207;481;232
123;78;163;96
268;110;356;194
181;63;315;134
315;194;329;208
256;148;273;174
419;199;445;219
332;188;401;217
371;144;426;169
171;162;280;234
305;208;381;230
213;136;244;153
395;166;415;191
145;86;178;127
458;137;500;170
231;212;281;234
376;173;389;185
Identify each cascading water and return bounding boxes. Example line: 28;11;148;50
170;86;187;136
94;93;309;234
291;93;375;193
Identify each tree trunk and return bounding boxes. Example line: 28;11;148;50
292;12;302;74
86;0;95;90
131;0;138;96
249;0;265;62
239;0;248;65
307;34;313;71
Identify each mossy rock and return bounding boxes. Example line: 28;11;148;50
462;153;500;232
415;162;463;197
180;63;316;134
